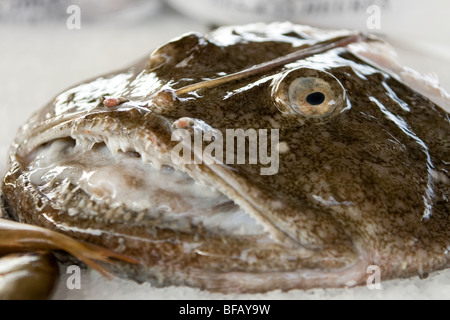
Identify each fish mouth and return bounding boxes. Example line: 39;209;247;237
13;110;317;244
3;109;369;293
15;111;270;237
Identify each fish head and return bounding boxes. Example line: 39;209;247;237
2;22;449;292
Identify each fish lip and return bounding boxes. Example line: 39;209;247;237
15;109;169;158
177;250;371;293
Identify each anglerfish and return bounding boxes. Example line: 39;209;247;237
1;22;449;295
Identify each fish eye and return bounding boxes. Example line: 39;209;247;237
272;68;347;120
288;77;337;118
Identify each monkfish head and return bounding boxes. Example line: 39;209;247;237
2;22;449;293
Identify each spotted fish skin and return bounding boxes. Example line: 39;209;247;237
1;22;449;293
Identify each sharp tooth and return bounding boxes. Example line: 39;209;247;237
124;212;132;222
136;211;146;223
68;208;78;217
145;140;152;151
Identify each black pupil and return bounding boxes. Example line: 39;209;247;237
306;92;326;106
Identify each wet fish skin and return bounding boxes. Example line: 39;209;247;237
1;22;449;293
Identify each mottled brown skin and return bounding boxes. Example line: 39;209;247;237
1;23;449;293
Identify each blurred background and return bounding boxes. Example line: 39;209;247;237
0;0;449;299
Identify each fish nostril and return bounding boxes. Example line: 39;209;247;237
306;92;326;106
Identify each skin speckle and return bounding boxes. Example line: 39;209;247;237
103;97;129;109
277;142;290;154
173;117;194;129
153;89;178;109
104;98;120;108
